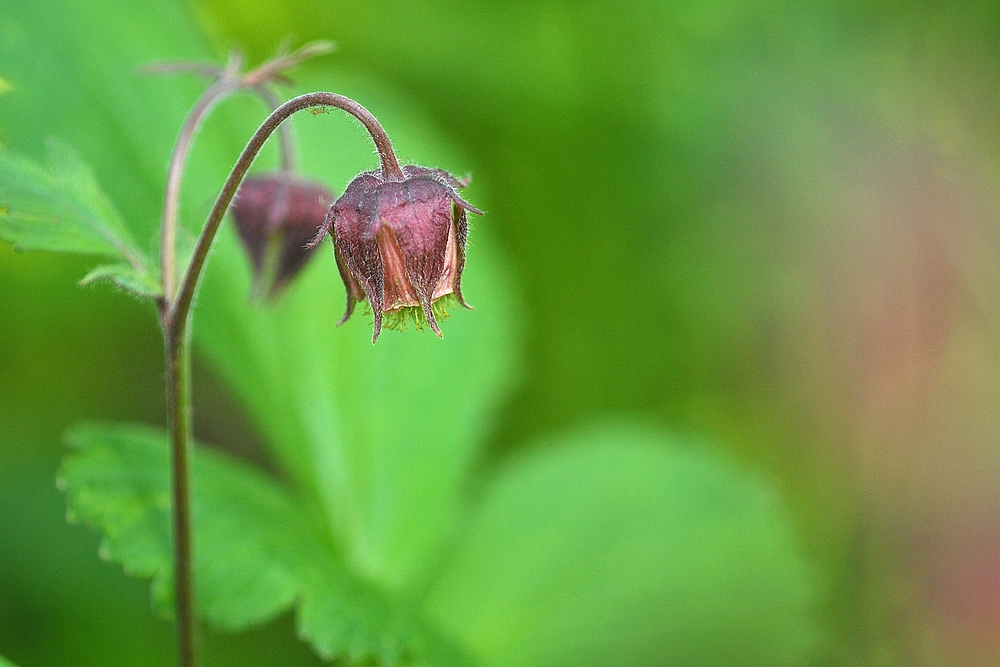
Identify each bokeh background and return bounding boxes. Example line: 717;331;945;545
3;1;1000;665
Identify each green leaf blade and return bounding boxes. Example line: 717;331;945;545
0;140;139;257
60;422;307;629
58;422;477;666
424;424;820;667
0;139;160;297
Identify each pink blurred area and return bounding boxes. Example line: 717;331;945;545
795;120;1000;663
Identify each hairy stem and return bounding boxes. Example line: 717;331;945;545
255;85;296;172
165;329;194;667
167;91;402;339
161;78;234;304
159;82;297;308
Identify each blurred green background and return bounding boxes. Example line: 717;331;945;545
3;0;1000;665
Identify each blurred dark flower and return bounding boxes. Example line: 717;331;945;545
232;173;334;298
318;165;481;342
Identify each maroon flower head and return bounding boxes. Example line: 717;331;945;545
232;173;334;298
315;165;481;342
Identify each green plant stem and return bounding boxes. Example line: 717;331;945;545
159;89;399;667
164;329;194;667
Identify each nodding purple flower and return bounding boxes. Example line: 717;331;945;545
314;165;482;343
232;173;334;298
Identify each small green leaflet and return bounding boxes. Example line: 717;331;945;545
58;423;474;667
80;263;164;300
0;139;161;299
0;655;19;667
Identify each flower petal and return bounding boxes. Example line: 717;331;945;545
333;175;387;341
333;240;363;326
379;179;453;337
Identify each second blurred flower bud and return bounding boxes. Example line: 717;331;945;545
232;173;334;298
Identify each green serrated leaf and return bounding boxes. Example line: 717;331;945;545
296;565;475;667
59;422;475;666
0;138;160;298
425;424;820;667
80;263;164;300
59;421;319;629
0;139;145;261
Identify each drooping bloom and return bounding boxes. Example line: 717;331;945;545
232;173;334;298
315;165;481;342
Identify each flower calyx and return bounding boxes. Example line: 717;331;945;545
315;165;482;343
